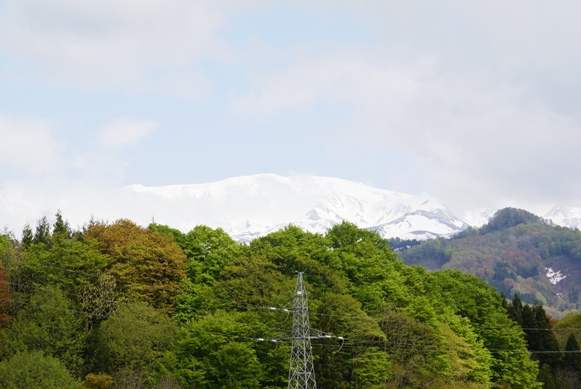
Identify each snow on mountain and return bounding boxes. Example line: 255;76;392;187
461;208;498;228
371;209;468;240
126;174;469;241
544;206;581;230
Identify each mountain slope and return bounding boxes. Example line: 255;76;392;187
399;208;581;314
127;174;468;241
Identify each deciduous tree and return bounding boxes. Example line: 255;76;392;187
86;220;186;311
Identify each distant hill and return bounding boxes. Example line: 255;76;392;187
398;208;581;314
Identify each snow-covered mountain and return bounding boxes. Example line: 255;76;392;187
125;174;581;242
127;174;469;241
544;206;581;230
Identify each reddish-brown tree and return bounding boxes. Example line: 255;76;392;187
85;220;186;312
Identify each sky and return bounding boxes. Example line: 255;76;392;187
1;0;581;231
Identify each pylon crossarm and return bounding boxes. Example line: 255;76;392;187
256;272;346;389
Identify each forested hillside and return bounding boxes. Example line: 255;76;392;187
399;208;581;314
0;212;578;388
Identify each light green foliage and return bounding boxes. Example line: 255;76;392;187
150;223;242;284
351;348;391;388
24;236;108;297
378;307;450;388
8;285;86;375
4;216;542;388
314;292;386;388
554;312;581;349
165;311;269;388
0;350;79;388
20;212;108;300
443;314;492;386
183;225;242;283
94;301;177;378
424;271;540;388
325;222;409;310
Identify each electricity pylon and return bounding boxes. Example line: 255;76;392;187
259;272;343;389
288;272;317;389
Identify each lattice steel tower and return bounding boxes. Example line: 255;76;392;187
288;272;317;389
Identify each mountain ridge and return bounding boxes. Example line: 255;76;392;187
126;174;580;241
127;174;469;241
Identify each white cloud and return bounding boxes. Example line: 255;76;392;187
226;1;581;211
98;117;158;148
0;0;236;95
231;47;581;210
0;112;63;174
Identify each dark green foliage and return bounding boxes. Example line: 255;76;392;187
53;210;72;239
564;334;581;377
505;293;524;325
522;304;561;367
503;294;581;387
387;237;422;252
0;268;9;359
481;208;543;233
21;223;33;248
0;350;79;388
33;216;51;245
402;238;452;270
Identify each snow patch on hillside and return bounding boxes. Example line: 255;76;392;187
545;267;567;285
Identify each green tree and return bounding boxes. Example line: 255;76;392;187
564;333;581;378
7;286;86;375
0;350;79;388
21;223;33;249
179;225;242;284
33;216;51;245
0;268;10;359
22;234;109;299
351;348;391;389
0;269;9;328
0;234;26;295
553;312;581;350
424;270;540;388
521;304;561;369
53;210;72;239
165;311;267;389
93;301;177;379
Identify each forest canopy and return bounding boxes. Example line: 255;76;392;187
0;212;575;388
